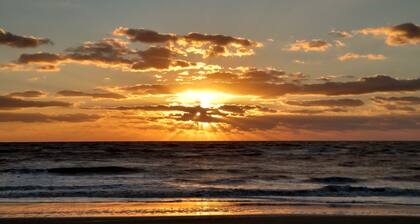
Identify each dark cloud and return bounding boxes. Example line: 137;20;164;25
17;52;63;64
113;27;261;57
286;108;349;114
0;96;71;110
358;22;420;46
132;47;193;71
57;90;126;99
107;105;225;123
104;103;275;123
11;39;197;72
113;27;177;43
7;90;46;98
65;38;133;66
218;105;276;114
300;75;420;96
183;32;257;47
228;114;420;131
372;96;420;105
120;84;174;95
0;112;100;123
0;28;52;48
371;96;419;112
285;99;364;107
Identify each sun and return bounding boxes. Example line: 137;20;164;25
174;90;231;108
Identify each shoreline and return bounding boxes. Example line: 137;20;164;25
2;214;420;224
1;200;420;218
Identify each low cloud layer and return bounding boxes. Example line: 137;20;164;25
228;114;420;131
7;90;46;98
0;28;52;48
0;112;100;123
371;96;420;112
285;99;364;107
0;96;71;110
57;90;126;99
120;74;420;97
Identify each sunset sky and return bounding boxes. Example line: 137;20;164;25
0;0;419;141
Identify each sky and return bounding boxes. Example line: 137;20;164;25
0;0;419;141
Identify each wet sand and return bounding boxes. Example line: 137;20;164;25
1;214;420;224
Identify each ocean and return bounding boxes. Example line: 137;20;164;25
1;141;420;216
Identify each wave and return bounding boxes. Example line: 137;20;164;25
1;185;419;198
1;166;141;175
307;176;362;184
384;175;420;182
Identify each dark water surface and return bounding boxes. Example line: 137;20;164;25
0;141;419;206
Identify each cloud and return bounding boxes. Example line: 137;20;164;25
7;90;46;98
65;38;133;67
228;114;420;131
106;104;225;123
334;40;346;47
372;96;420;105
113;27;177;43
57;90;126;99
0;96;71;110
114;27;262;57
132;46;194;71
357;22;420;46
329;30;353;39
120;84;175;95
17;52;63;64
293;59;305;64
0;28;52;48
300;75;420;95
3;27;261;72
0;112;100;123
121;74;420;97
285;99;364;107
8;39;199;72
338;52;386;61
286;108;348;114
103;103;275;123
285;39;331;52
371;96;420;112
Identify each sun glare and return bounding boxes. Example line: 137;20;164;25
174;90;231;108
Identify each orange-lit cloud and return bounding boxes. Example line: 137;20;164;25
285;39;331;52
338;52;386;61
4;38;202;72
329;29;353;39
357;22;420;46
114;26;262;57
